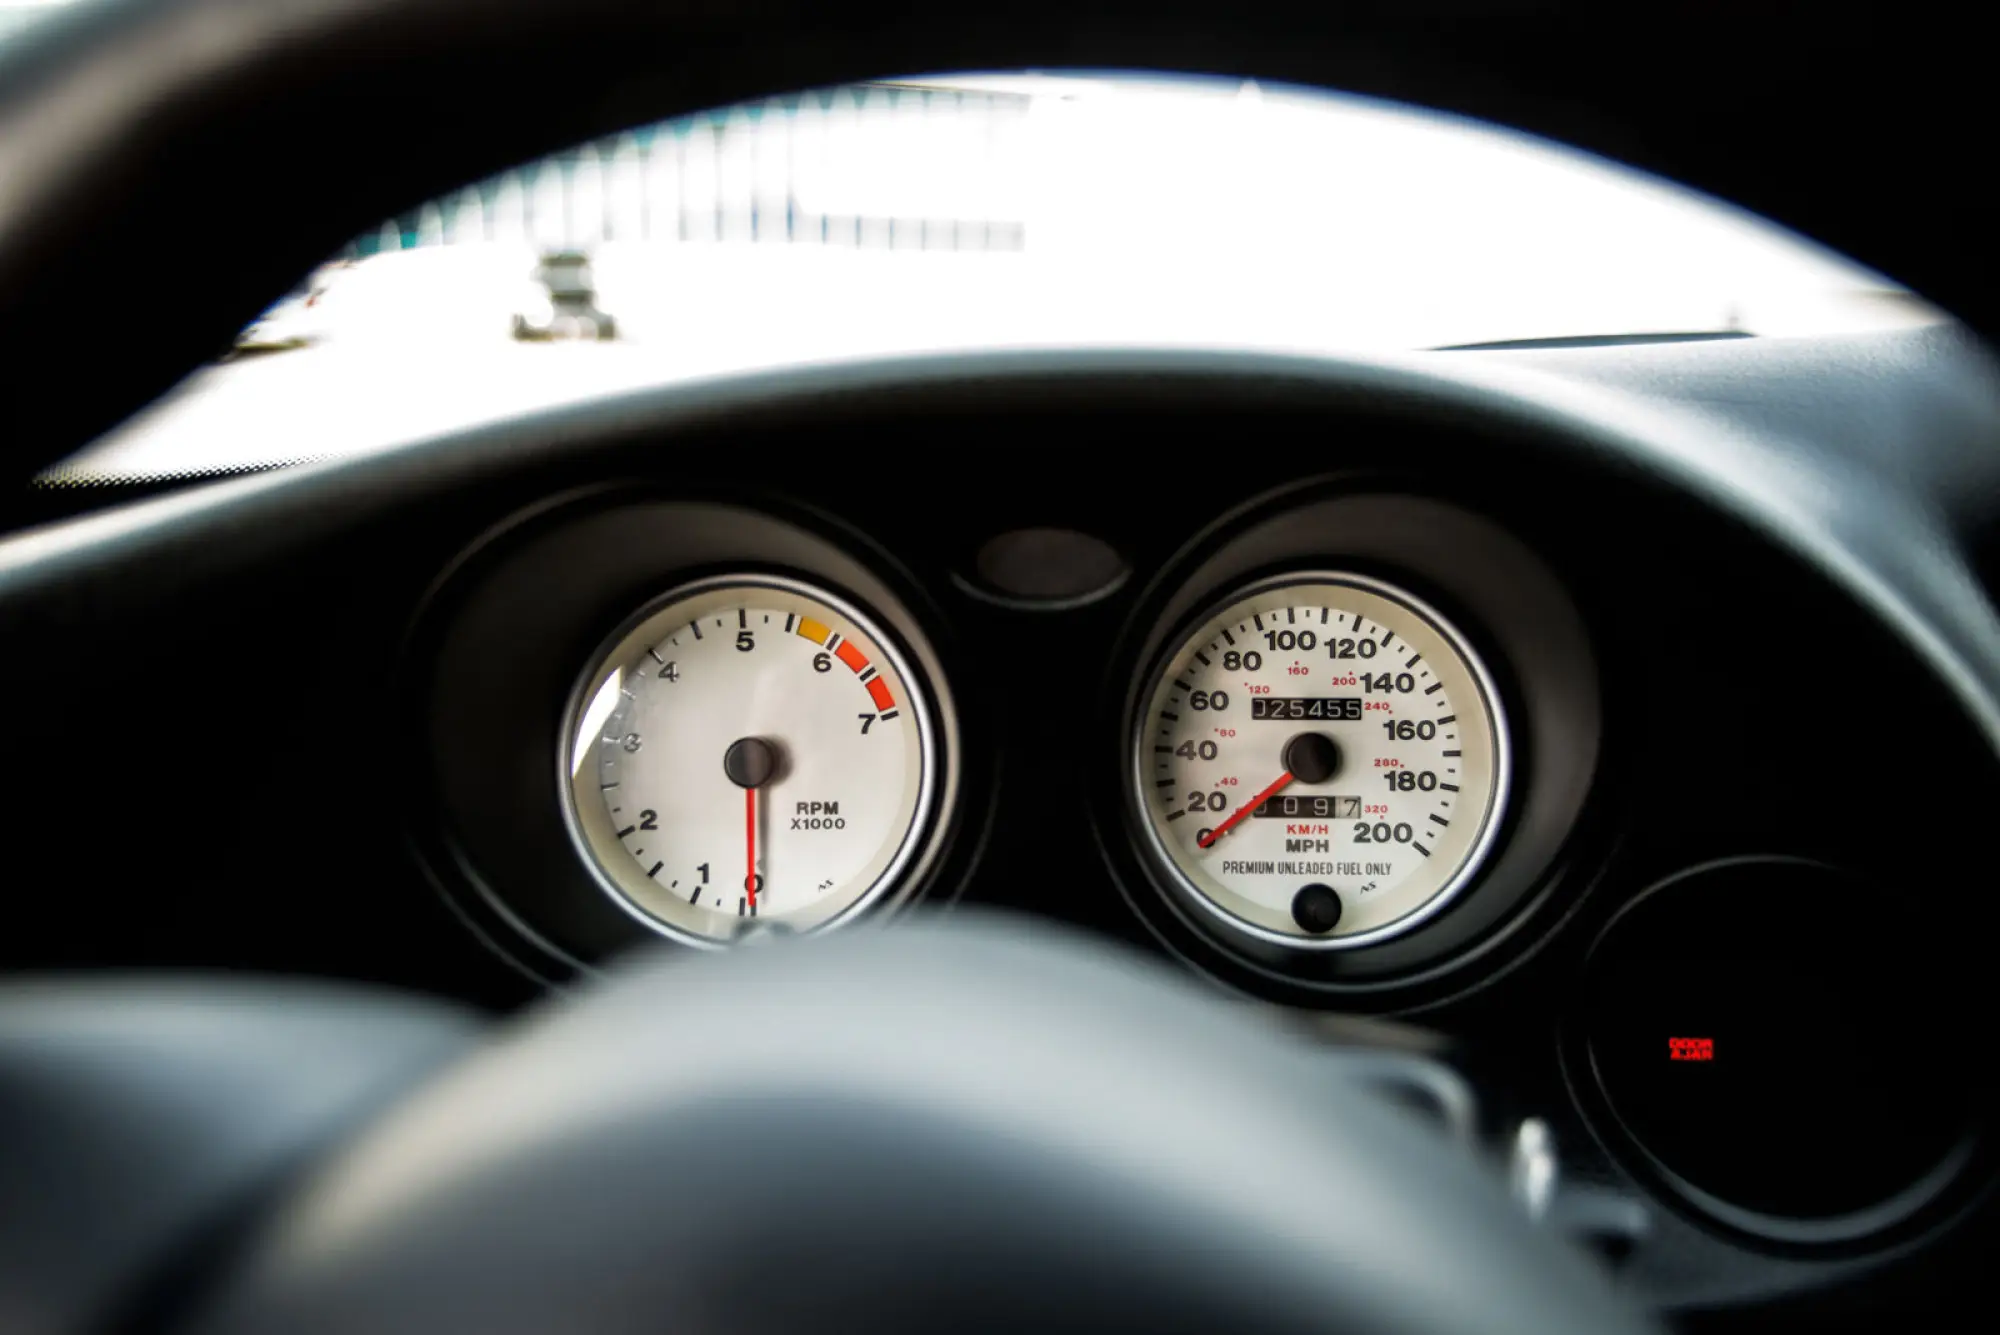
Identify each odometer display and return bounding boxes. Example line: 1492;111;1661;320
1133;572;1510;949
1250;696;1362;721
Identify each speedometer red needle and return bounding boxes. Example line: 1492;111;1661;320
1197;771;1295;849
745;786;758;911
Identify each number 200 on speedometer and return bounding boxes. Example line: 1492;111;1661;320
1133;572;1511;950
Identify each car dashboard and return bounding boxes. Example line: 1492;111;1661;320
3;325;1997;1325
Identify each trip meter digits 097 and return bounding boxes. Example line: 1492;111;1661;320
1134;572;1511;950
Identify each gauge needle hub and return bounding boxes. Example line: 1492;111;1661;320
1197;771;1295;849
724;735;777;911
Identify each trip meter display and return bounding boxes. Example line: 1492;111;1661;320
1133;572;1510;949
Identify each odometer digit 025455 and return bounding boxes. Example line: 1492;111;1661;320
1134;572;1510;950
562;574;938;947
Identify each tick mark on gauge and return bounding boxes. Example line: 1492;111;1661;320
1440;782;1460;792
1286;608;1296;624
1439;714;1456;724
1424;682;1444;694
1155;779;1176;789
648;860;664;877
1429;814;1450;827
1170;680;1191;694
600;782;619;789
1221;628;1236;646
648;647;666;664
739;609;747;628
879;709;900;721
1253;613;1265;630
1155;746;1173;753
1166;809;1188;822
616;825;636;837
784;613;797;633
1442;749;1461;757
1405;654;1422;668
690;620;703;640
1412;842;1432;858
1382;630;1396;647
1320;607;1329;623
1194;650;1212;667
1161;711;1180;722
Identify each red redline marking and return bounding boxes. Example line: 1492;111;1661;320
866;677;895;711
835;640;869;673
1197;771;1295;849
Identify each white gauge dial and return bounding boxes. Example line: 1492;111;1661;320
563;575;937;946
1135;572;1510;949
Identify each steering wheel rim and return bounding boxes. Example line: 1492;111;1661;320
166;917;1653;1335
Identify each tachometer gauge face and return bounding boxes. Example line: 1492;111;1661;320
563;574;938;947
1134;572;1510;950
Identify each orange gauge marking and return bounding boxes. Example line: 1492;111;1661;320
866;677;895;710
795;617;832;645
835;640;869;673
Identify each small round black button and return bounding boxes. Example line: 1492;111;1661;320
1292;883;1343;934
722;736;778;789
1282;732;1342;784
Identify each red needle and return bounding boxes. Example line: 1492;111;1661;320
1197;771;1295;849
745;786;758;911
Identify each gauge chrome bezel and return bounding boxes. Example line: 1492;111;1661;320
1130;569;1513;952
558;571;942;950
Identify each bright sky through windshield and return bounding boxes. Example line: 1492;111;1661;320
37;67;1941;482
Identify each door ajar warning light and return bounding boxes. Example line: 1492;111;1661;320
1667;1036;1714;1062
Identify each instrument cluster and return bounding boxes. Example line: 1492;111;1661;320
408;464;1986;1273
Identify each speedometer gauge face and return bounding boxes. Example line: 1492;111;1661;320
563;574;938;947
1135;573;1510;950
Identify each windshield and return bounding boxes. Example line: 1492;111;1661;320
37;68;1943;485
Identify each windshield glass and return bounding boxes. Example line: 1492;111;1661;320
41;70;1943;485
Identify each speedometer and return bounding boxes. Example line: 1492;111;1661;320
1134;572;1510;950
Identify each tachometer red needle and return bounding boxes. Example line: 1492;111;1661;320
1197;771;1295;849
745;786;758;911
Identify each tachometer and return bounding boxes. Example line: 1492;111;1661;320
1134;572;1510;949
562;574;938;946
